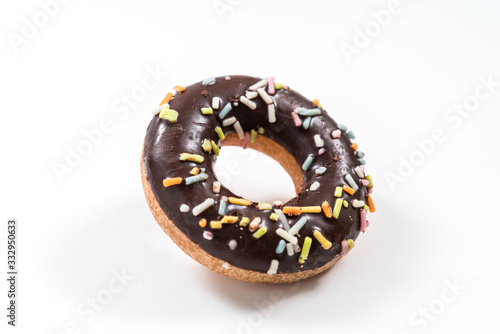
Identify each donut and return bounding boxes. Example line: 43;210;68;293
141;75;375;283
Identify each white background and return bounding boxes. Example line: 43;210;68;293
2;0;500;333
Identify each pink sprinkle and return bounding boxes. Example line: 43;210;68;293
331;129;341;138
366;220;370;228
225;76;231;80
203;231;213;240
360;165;366;172
368;188;373;194
292;112;302;127
318;148;326;155
267;77;275;95
242;132;250;149
341;240;349;256
361;179;369;186
360;210;367;232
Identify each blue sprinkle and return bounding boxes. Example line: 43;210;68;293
358;158;366;165
302;116;312;129
200;168;206;172
218;196;228;215
296;108;321;116
357;151;365;158
288;216;308;236
338;124;348;131
345;174;359;191
276;240;286;254
218;103;232;119
202;77;216;86
302;154;314;171
185;173;208;185
347;129;356;139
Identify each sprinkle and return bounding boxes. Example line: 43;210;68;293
360;165;366;172
201;107;213;115
199;218;207;227
352;200;365;208
225;76;231;80
315;166;327;175
333;198;343;219
286;243;294;256
347;130;356;139
345;174;359;191
253;226;267;238
215;126;225;140
338;124;348;131
203;231;213;240
331;129;341;138
240;96;257;110
302;117;312;129
352;143;358;150
342;185;355;195
219;103;232;119
309;181;320;191
258;127;265;134
354;166;365;178
173;85;185;92
242;132;250;149
341;240;349;256
357;151;365;159
312;99;319;106
202;77;216;86
343;200;348;208
302;154;314;171
268;104;276;123
180;204;190;212
282;206;301;215
276;240;286;254
249;217;261;232
358;159;366;165
364;204;369;212
163;177;183;188
212;97;221;109
274;83;283;90
267;259;279;275
218;196;228;215
276;228;298;244
202;139;212;152
270;213;279;221
318;148;326;155
292;112;302;127
228;197;252;206
295;108;321;116
288;216;308;236
301;206;322;213
239;217;250;227
210;221;223;229
367;195;375;213
257;88;273;104
211;140;220;156
233;121;245;139
368;188;373;194
321;201;332;218
160;92;173;106
361;179;369;186
267;77;275;95
365;175;373;189
192;198;215;216
257;203;272;210
348;239;355;250
185;173;208;185
249;79;267;91
159;108;179;122
313;134;324;147
274;209;291;230
222;116;236;126
293;243;300;253
360;210;367;232
334;186;343;197
228;239;237;250
298;237;312;265
222;262;231;269
179;153;204;163
313;230;332;250
213;181;221;193
246;91;258;99
250;129;258;142
274;200;283;207
152;103;169;115
221;216;239;223
190;167;200;175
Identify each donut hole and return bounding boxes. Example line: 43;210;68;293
214;133;302;204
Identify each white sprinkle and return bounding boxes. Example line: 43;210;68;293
249;217;261;232
212;97;221;109
354;166;365;178
203;231;213;240
192;198;215;216
233;121;245;139
267;259;279;275
222;262;231;269
273;200;283;207
222;116;236;126
233;102;239;107
152;103;169;115
352;200;365;208
276;228;298;245
274;209;290;231
246;91;258;99
286;243;294;256
314;134;324;147
257;87;273;104
228;239;237;250
225;76;231;80
180;204;190;212
268;104;276;123
213;181;221;193
240;96;257;110
249;79;267;91
310;181;320;191
315;166;327;176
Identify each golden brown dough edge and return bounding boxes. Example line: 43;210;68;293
140;136;343;284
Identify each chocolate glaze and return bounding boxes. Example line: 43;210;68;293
143;75;369;274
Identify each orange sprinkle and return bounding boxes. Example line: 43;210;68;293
160;92;173;106
312;99;319;106
351;143;358;150
173;85;185;92
190;167;200;175
282;206;302;215
321;201;332;218
367;195;375;213
162;177;183;188
199;218;207;228
342;185;355;195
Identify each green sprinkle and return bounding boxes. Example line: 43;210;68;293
334;186;343;197
274;83;283;90
215;126;225;140
302;116;312;129
302;154;314;171
343;200;348;208
201;139;212;152
363;204;369;212
201;107;213;115
333;198;343;219
338;124;348;131
257;127;265;134
250;129;258;143
347;129;356;139
298;237;312;265
211;140;220;156
179;153;204;163
239;217;250;227
365;175;373;189
270;213;279;221
253;226;268;239
158;108;178;122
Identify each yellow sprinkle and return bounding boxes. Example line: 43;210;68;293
333;198;343;219
334;186;343;197
257;127;265;134
179;153;204;163
221;216;239;223
298;237;312;265
343;200;348;208
269;213;279;221
364;204;369;212
347;239;355;250
253;226;268;239
257;202;272;210
239;217;250;227
274;83;283;90
211;140;220;156
210;221;223;229
300;206;322;213
313;230;332;250
202;139;212;152
190;167;200;175
198;218;207;227
201;107;213;114
215;126;225;140
228;197;252;206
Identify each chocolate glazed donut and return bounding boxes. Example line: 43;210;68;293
141;75;375;283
